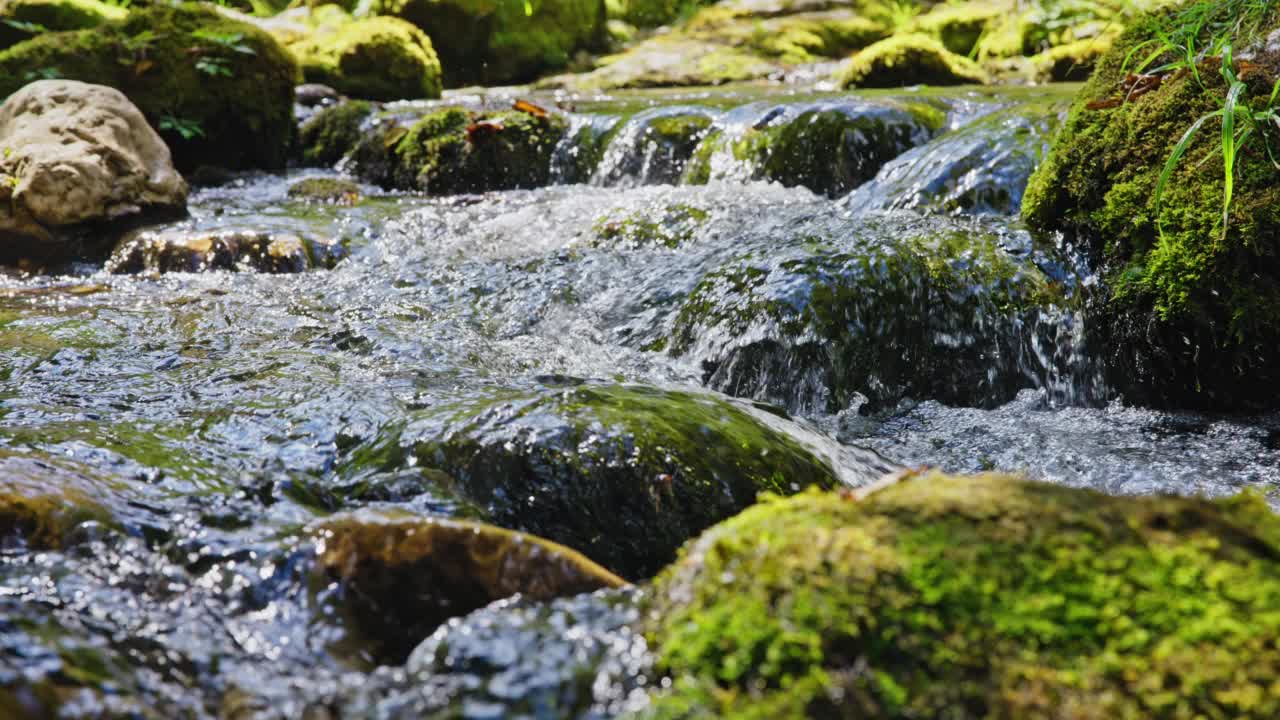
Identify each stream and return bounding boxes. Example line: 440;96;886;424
2;82;1278;718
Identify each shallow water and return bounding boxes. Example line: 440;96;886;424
2;82;1278;718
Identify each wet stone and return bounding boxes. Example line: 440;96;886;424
106;229;346;274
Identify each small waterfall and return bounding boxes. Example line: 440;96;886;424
550;113;622;185
589;106;719;187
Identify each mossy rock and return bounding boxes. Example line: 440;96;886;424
593;203;708;249
309;509;626;664
0;4;299;171
911;1;1006;56
541;37;778;90
708;104;942;198
406;381;839;578
0;0;125;49
0;454;116;550
287;16;442;101
642;471;1280;719
1022;5;1280;410
1031;35;1114;82
595;110;714;185
837;32;989;88
355;0;606;86
297;99;373;167
667;228;1060;412
353;105;569;192
287;176;362;204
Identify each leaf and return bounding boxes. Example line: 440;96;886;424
134;59;155;76
1220;79;1246;234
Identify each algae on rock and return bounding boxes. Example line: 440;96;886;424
1022;4;1280;410
643;472;1280;718
297;99;374;167
837;32;989;88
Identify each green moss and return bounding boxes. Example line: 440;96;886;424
0;3;299;171
1031;35;1114;82
410;382;838;578
911;1;1004;56
643;472;1280;719
837;32;989;88
298;100;374;167
359;0;605;86
286;177;361;204
0;0;125;49
593;203;708;248
310;510;625;664
390;106;568;193
288;16;442;101
1022;5;1280;409
0;464;114;550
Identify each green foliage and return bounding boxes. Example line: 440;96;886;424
158;114;204;140
643;473;1280;719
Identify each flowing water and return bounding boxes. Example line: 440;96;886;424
2;82;1278;718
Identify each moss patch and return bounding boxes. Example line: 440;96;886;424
838;32;989;88
297;99;373;167
0;3;299;171
287;16;442;101
0;0;125;49
643;472;1280;718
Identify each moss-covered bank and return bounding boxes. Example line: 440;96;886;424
1023;4;1280;410
642;472;1280;718
0;3;298;171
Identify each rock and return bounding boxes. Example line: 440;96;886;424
666;225;1060;413
1022;7;1280;410
1031;35;1114;82
592;109;715;186
0;453;116;550
0;80;188;263
686;101;943;197
105;229;345;274
911;0;1007;56
297;99;374;167
837;33;989;88
0;3;299;172
286;16;442;101
544;2;885;90
642;471;1280;718
309;509;626;664
355;0;606;86
286;177;362;204
844;100;1062;215
0;0;125;49
294;82;341;108
352;106;569;193
593;203;709;248
402;381;841;578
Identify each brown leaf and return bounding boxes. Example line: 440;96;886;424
512;99;549;118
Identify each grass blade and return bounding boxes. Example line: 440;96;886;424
1221;79;1246;233
1156;109;1224;238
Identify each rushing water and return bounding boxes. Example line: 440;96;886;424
2;83;1278;718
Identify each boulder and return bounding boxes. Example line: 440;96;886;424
0;80;187;262
355;0;606;86
286;177;362;204
836;32;989;88
0;0;125;50
1022;5;1280;410
399;381;842;578
286;15;443;101
643;471;1280;718
309;509;626;664
0;3;299;172
297;99;374;167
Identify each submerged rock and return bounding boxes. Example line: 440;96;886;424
106;229;345;274
0;3;299;171
286;15;442;101
310;509;625;664
592;109;716;186
642;471;1280;718
668;226;1059;413
355;0;606;86
286;177;362;204
0;80;188;263
688;101;943;197
0;454;116;550
837;33;989;88
402;381;840;578
1023;6;1280;410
